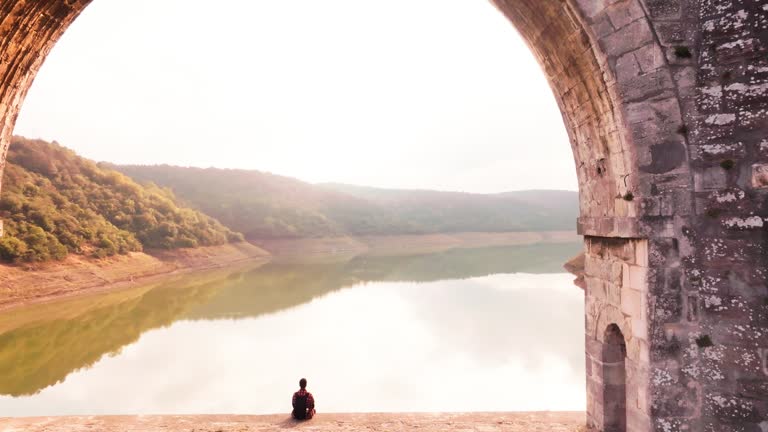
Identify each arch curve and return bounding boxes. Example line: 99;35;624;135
0;0;681;229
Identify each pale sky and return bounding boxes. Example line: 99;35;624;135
13;0;577;193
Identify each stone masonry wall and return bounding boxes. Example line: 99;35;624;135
645;1;768;431
585;237;651;432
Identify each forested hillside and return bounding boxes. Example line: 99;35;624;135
0;138;242;263
112;165;413;238
323;184;578;234
115;165;579;240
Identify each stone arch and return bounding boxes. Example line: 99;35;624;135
3;1;768;432
0;0;683;227
0;2;672;432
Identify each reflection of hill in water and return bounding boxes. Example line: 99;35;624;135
185;242;582;320
0;242;581;396
0;271;238;397
346;242;583;281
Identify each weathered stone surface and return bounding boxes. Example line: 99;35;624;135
751;164;768;188
0;1;767;432
0;413;587;432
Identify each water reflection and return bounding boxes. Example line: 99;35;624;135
0;242;584;415
185;242;581;320
0;271;231;397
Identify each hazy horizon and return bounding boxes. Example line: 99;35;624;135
13;0;578;194
101;158;579;194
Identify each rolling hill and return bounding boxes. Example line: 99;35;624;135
113;165;579;240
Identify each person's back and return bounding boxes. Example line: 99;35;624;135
291;378;315;420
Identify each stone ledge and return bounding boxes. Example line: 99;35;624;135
577;217;643;238
0;413;587;432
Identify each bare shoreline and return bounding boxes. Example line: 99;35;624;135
0;412;586;432
0;242;271;313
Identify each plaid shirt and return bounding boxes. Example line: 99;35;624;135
292;389;315;411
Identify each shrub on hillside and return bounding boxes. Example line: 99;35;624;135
0;137;244;263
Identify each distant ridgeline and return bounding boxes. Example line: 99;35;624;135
113;165;579;240
0;137;243;263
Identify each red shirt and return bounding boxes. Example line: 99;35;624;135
292;388;315;418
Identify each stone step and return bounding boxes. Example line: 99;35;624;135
0;412;585;432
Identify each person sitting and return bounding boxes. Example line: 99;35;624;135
291;378;316;420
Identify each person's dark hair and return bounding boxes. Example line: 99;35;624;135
299;378;307;389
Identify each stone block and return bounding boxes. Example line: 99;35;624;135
600;19;654;57
622;288;642;317
627;405;652;431
630;265;648;291
573;0;610;19
654;417;686;432
611;260;624;284
634;43;666;74
694;167;728;190
655;22;685;44
616;51;642;80
606;1;645;29
615;200;632;222
624;264;650;292
663;267;683;293
702;419;763;432
607;282;622;306
704;392;759;422
632;317;648;340
585;256;606;278
588;276;608;300
694;141;746;162
700;294;752;320
636;384;649;414
619;69;676;103
710;323;768;348
751;164;768;188
640;196;662;216
623;263;632;288
645;0;680;18
738;378;768;399
716;38;767;64
686;295;699;322
655;294;683;325
651;384;698;417
592;13;616;38
738;104;768;129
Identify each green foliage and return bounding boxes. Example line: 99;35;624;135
673;46;692;59
695;335;714;348
0;137;242;263
720;159;735;170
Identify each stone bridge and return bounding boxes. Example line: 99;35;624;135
1;1;768;431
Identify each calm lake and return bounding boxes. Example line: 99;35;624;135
0;242;585;417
